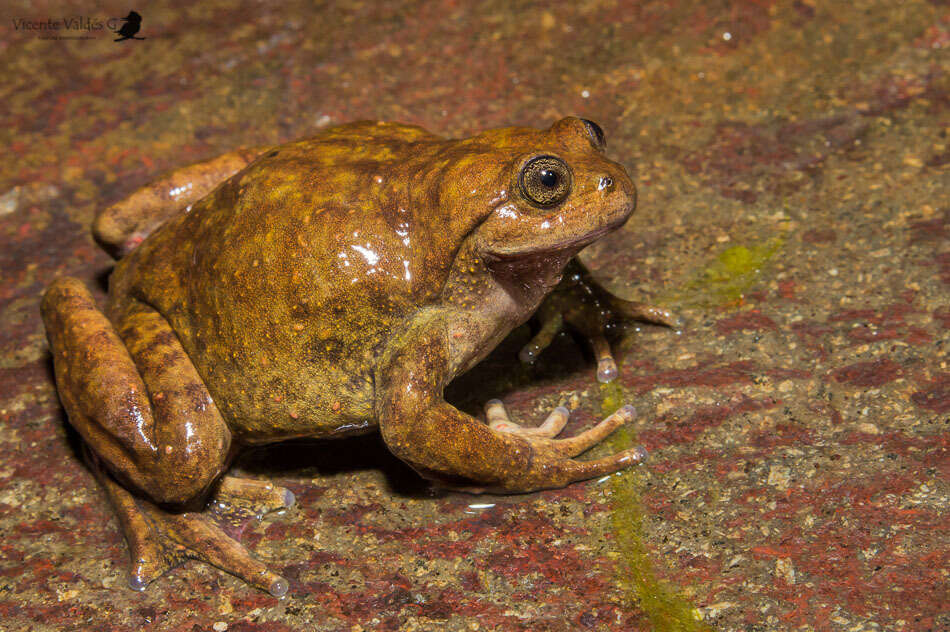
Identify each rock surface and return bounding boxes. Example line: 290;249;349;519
0;1;946;630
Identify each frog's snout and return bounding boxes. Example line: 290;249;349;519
598;168;637;225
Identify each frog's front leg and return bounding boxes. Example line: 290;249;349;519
42;279;291;595
521;258;680;383
375;320;647;493
93;146;269;258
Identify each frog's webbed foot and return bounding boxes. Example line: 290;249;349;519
89;454;290;597
485;399;645;459
521;259;680;383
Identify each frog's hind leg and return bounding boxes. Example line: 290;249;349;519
41;277;231;504
42;278;288;595
93;146;269;258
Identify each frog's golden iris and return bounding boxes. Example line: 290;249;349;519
519;155;573;208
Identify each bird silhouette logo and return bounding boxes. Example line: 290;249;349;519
113;11;145;42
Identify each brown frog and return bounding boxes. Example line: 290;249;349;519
42;117;673;596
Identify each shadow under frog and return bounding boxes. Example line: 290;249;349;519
41;117;676;596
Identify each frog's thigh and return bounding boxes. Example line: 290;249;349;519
42;278;231;506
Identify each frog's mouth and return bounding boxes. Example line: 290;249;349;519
483;214;628;262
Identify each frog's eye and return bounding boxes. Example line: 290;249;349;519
580;119;607;152
519;155;573;208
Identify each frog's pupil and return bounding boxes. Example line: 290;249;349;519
539;169;558;188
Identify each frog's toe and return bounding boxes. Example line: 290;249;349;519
518;312;564;366
282;488;296;509
268;576;290;598
485;399;570;438
177;510;288;596
548;404;635;457
613;298;682;330
127;573;148;592
212;475;295;517
588;333;620;383
518;341;543;365
128;550;172;592
560;443;649;484
484;399;512;430
596;357;619;383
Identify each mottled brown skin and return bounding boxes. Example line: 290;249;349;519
42;117;654;596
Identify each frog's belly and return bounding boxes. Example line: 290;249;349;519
188;347;379;444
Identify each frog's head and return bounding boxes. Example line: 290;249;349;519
412;117;635;301
456;117;636;266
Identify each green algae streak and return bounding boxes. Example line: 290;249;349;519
601;381;711;632
601;236;785;628
669;237;785;309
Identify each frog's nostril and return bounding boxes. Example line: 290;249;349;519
598;176;614;191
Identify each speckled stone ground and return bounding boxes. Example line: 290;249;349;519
0;1;947;631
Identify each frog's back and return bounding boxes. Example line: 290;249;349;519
111;122;446;442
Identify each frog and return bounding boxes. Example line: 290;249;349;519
42;117;672;596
